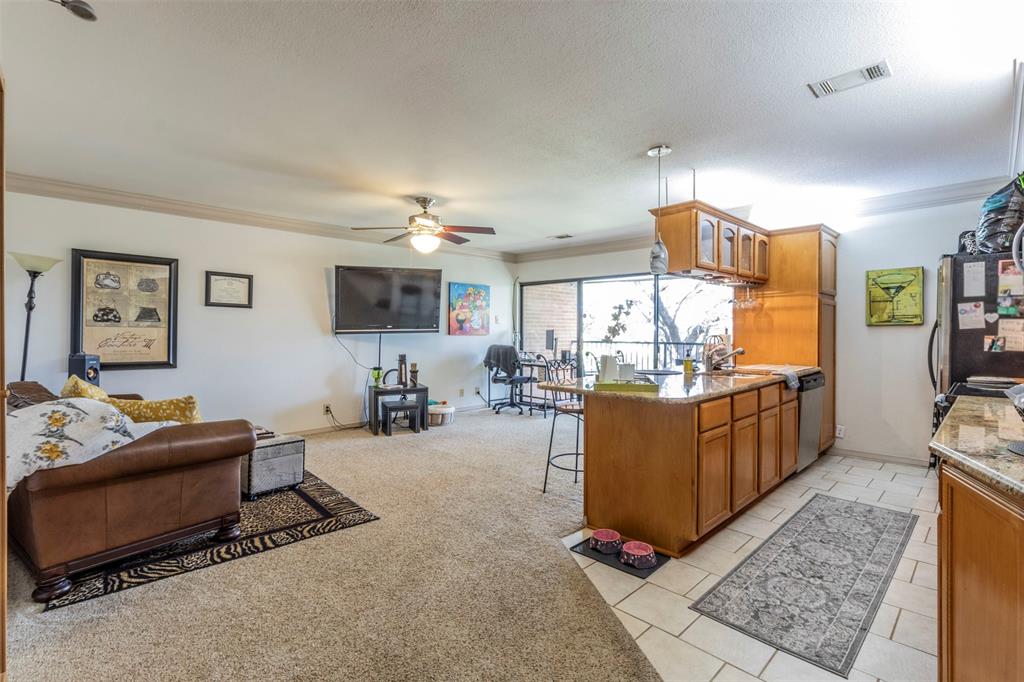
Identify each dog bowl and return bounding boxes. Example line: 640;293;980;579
619;540;657;569
588;529;623;555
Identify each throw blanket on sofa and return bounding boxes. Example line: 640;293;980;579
6;398;176;490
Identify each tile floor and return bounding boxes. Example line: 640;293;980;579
563;453;940;682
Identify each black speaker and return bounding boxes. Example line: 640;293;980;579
68;353;100;386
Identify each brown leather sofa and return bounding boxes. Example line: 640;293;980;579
6;382;256;603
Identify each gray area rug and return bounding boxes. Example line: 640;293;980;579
691;494;917;678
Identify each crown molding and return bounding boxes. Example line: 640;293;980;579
854;176;1008;217
8;172;1006;266
512;234;652;263
6;174;514;263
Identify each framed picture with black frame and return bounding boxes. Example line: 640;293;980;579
205;271;253;309
71;249;178;369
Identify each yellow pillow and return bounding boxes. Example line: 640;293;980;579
60;375;203;424
109;395;202;424
60;374;108;401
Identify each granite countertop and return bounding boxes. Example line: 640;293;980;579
538;365;819;405
930;395;1024;500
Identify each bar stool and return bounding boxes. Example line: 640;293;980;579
542;359;583;493
380;399;421;436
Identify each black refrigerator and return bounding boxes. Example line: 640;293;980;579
930;251;1024;393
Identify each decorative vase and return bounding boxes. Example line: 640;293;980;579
371;367;383;387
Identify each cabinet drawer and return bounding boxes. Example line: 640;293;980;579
699;397;731;432
759;384;780;410
782;385;798;403
732;390;759;419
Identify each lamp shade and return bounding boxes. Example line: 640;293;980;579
10;252;63;274
410;234;441;254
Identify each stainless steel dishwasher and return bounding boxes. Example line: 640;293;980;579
796;372;826;472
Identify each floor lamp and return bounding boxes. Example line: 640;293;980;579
9;252;63;382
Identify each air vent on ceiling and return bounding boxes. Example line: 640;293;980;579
548;233;574;240
808;60;892;98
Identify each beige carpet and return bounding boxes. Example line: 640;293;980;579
7;409;658;681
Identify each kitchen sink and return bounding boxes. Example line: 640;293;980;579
698;370;764;379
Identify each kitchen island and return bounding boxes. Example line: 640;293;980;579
540;366;818;557
929;395;1024;682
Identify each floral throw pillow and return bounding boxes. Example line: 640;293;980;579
6;398;175;490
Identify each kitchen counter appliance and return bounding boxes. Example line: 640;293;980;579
796;372;826;472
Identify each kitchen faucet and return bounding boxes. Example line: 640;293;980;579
704;345;746;371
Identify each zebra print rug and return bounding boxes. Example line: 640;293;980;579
44;471;378;610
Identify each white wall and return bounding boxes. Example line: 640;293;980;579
835;200;980;462
515;247;649;283
5;193;514;432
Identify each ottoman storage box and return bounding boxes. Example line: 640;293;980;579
241;433;305;500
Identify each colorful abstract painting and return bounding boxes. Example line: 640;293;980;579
865;266;924;326
448;282;490;336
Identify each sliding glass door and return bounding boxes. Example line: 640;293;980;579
520;274;732;373
580;275;655;373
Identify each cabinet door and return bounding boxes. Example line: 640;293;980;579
718;221;738;274
696;212;718;270
697;424;732;535
780;399;799;477
738;228;755;278
818;298;836;452
820;232;838;295
758;406;780;492
939;466;1024;682
731;415;758;511
754;234;769;280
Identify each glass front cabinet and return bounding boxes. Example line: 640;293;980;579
696;212;718;270
718;221;738;274
754;234;770;280
738;228;755;278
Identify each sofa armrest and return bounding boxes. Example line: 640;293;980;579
108;393;144;401
23;420;257;493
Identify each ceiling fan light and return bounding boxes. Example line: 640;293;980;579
410;234;441;254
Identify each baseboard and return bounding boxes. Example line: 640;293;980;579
293;404;494;437
826;446;931;468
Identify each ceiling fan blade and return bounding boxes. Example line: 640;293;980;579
443;225;496;235
437;232;470;245
383;232;412;243
350;226;407;231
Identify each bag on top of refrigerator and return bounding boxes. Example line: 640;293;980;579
976;173;1024;253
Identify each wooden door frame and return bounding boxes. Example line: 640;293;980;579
2;65;9;681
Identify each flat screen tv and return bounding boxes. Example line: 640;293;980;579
333;266;442;334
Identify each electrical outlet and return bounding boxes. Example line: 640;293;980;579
459;388;465;397
323;404;332;415
474;387;480;395
835;424;846;439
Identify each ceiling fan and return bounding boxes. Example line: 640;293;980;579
350;197;496;253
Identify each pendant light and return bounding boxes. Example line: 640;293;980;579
648;145;672;275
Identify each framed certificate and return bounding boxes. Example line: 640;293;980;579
71;249;178;369
205;271;253;309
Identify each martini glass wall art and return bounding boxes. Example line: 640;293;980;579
865;267;924;326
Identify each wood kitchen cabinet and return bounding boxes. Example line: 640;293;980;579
733;224;839;454
738;227;755;278
718;221;738;274
697;424;732;535
780;398;799;477
939;464;1024;682
651;200;769;282
758;406;781;492
731;414;759;510
697;212;718;270
753;233;769;280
